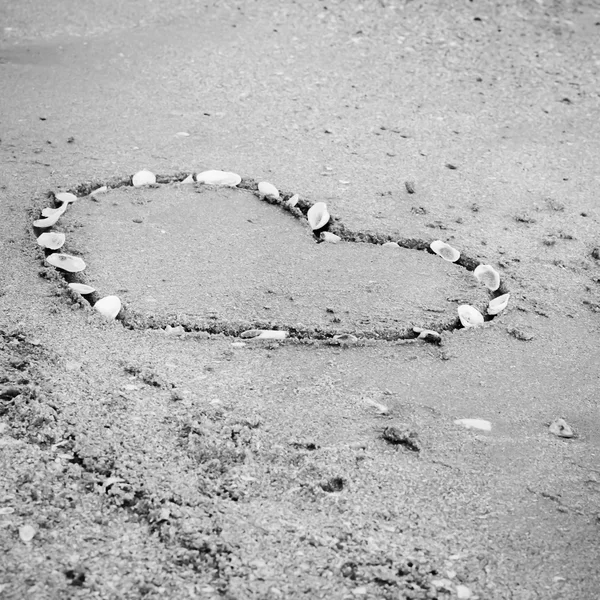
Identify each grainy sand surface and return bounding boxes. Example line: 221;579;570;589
1;2;599;599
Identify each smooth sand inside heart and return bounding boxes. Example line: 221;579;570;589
66;184;484;333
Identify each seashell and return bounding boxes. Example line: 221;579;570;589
46;253;86;273
181;174;195;184
33;203;68;228
487;293;510;316
412;327;442;343
19;524;36;542
457;304;484;328
55;192;77;204
241;329;287;340
548;418;574;438
240;329;261;339
474;264;500;291
37;232;66;250
320;232;340;244
175;132;190;137
363;397;390;415
132;170;156;187
94;295;122;319
41;205;66;217
430;240;460;262
196;170;241;186
454;418;492;432
165;324;185;336
307;202;330;230
382;241;400;249
90;185;108;197
258;181;280;199
286;194;299;208
333;333;358;344
68;283;96;295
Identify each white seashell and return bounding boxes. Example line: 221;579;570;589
94;295;121;319
132;170;156;187
258;181;280;198
90;186;108;197
241;329;287;340
34;203;68;228
286;194;299;208
454;418;492;432
46;253;86;273
413;327;442;343
430;240;460;262
457;304;484;328
19;524;36;542
55;192;77;204
181;174;195;184
41;206;66;217
474;264;500;291
320;232;340;244
548;418;574;438
68;283;96;295
382;241;400;249
37;232;66;250
196;170;241;186
307;202;330;230
255;330;287;340
333;333;358;343
175;132;190;137
487;293;510;316
363;397;390;415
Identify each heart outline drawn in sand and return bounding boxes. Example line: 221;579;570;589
32;169;510;344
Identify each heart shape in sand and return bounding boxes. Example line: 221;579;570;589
33;171;509;342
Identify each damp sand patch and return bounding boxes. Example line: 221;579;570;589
57;182;488;337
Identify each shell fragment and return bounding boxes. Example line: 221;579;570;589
258;181;280;199
132;170;156;187
307;202;330;230
181;174;195;184
549;418;574;438
33;203;68;228
413;327;442;343
196;170;241;186
487;293;510;316
474;264;501;291
430;240;460;262
320;232;340;243
68;283;96;295
37;232;66;250
90;185;108;198
55;192;77;205
286;194;299;208
241;329;288;340
46;253;86;273
454;418;492;432
457;305;484;328
94;295;122;319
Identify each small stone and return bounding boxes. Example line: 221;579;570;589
382;425;420;451
507;327;534;341
456;584;472;599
